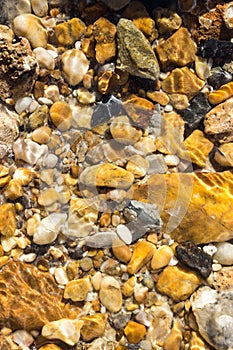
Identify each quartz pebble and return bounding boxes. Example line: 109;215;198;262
61;49;89;86
33;213;67;245
99;276;122;313
12;330;34;347
31;0;48;17
33;47;55;70
13;14;48;48
213;242;233;265
13;138;47;165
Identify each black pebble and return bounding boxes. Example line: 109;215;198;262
198;38;233;59
207;69;232;90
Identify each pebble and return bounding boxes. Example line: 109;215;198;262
15;96;34;114
151;245;174;270
33;213;67;245
79;163;134;189
80;314;107;341
195;56;211;80
164;155;180;167
134;136;156;155
146;90;170;106
213;242;233;265
42;319;84;346
116;224;132;245
13;14;48;48
112;241;132;263
223;1;233;28
207;68;232;90
76;87;96;104
31;0;48;17
126;154;149;178
33;47;55;70
80;257;93;271
38;188;59;207
124;321;147;344
28;105;49;131
208;81;233;105
12;330;34;347
156;266;202;302
154;7;182;35
13;138;47;165
122;276;136;297
43;154;58;168
146;154;168;174
99;276;122;313
39;346;62;350
61;49;89;86
127;241;156;274
214;143;233;167
55;18;86;46
54;267;69;285
44;85;60;102
169;93;189;110
49;101;72;131
163;319;182;350
64;277;91;301
4;179;23;200
31;126;51;144
116;18;160;80
110;115;142;145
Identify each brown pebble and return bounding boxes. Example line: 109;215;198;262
124;321;146;344
50;101;72;131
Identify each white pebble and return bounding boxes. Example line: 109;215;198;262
13;330;34;347
213;242;233;265
33;213;67;245
43;154;58;168
54;267;69;285
38;97;54;105
164;154;180;166
20;253;37;262
13;138;48;165
212;263;222;272
116;224;132;244
33;47;55;70
44;85;60;102
15;96;33;114
29;100;39;113
1;237;17;252
164;104;173;112
47;49;58;58
61;49;89;86
203;244;217;256
74;41;82;50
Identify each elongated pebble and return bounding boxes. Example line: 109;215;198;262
61;49;89;86
116;224;132;244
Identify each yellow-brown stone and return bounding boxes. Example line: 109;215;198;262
4;179;23;200
79;163;134;189
133;17;158;40
214;143;233;167
31;126;51;144
151;245;174;270
93;17;116;43
127;240;156;274
161;67;205;99
133;171;233;244
112;241;132;263
146;90;170;106
80;314;107;341
123;95;154;127
0;203;16;237
50;101;72;131
156;266;202;302
156;27;196;70
208;82;233;105
110;115;142;145
178;130;214;167
55;18;86;46
164;319;183;350
189;331;211;350
39;345;62;350
38;188;59;207
64;277;91;302
124;321;146;344
122;276;136;297
95;41;116;64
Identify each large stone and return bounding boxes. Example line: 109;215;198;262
156;266;202;302
204;97;233;142
156;27;196;70
79;163;134;189
161;67;205;99
117;18;160;80
191;286;233;350
133;171;233;244
0;260;77;330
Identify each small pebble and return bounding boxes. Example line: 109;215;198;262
116;224;132;245
54;267;69;285
61;49;89;86
213;242;233;265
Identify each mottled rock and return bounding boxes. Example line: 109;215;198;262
198;38;233;60
61;49;89;86
151;245;174;270
0;203;16;237
179;93;211;129
93;17;116;64
0;260;76;330
68;198;98;238
124;321;146;344
204;97;233;142
50;101;72;131
156;266;202;301
154;7;182;34
214;143;233;167
28;104;48;131
207;68;232;90
85;231;119;248
38;188;59;207
13;138;47;165
133;171;233;244
79;163;134;189
80;314;107;341
161;67;205;99
191;286;233;350
213;267;233;291
110;115;142;145
117;18;160;80
99;276;122;312
91;95;122;127
146;304;173;345
126;154;149;178
0;104;19;158
127;240;156;274
13;14;48;48
176;241;212;278
55;18;86;46
156;27;196;71
178;130;214;167
42;319;84;346
123;95;155;128
4;179;23;200
0;38;38;102
64;277;91;301
147;90;170;106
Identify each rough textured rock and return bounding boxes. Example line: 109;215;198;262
116;18;160;80
156;266;202;301
154;7;182;35
178;130;214;167
0;203;16;237
0;104;19;158
161;67;205;99
191;286;233;350
156;27;196;71
0;38;38;102
213;266;233;291
204;97;233;142
133;171;233;244
0;260;77;330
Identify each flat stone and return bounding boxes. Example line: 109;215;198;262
214;143;233;167
178;130;214;167
204;97;233;142
156;266;202;302
0;260;76;330
0;203;16;237
79;163;134;189
85;231;119;248
122;95;155;128
117;18;160;80
124;321;146;344
127;240;156;274
64;277;91;302
191;286;233;350
161;67;205;99
156;27;196;71
80;314;107;341
133;171;233;244
99;276;122;312
42;319;84;346
147;90;170;106
163;319;183;350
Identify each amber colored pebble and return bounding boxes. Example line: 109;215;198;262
39;345;62;350
208;81;233;105
49;101;72;131
55;18;86;46
124;321;146;344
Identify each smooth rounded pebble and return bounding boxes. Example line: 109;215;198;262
61;49;89;86
116;224;132;244
31;0;48;17
99;276;122;312
49;101;72;131
33;47;55;70
213;242;233;265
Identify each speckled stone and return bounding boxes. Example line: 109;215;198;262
156;266;202;301
64;277;91;302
